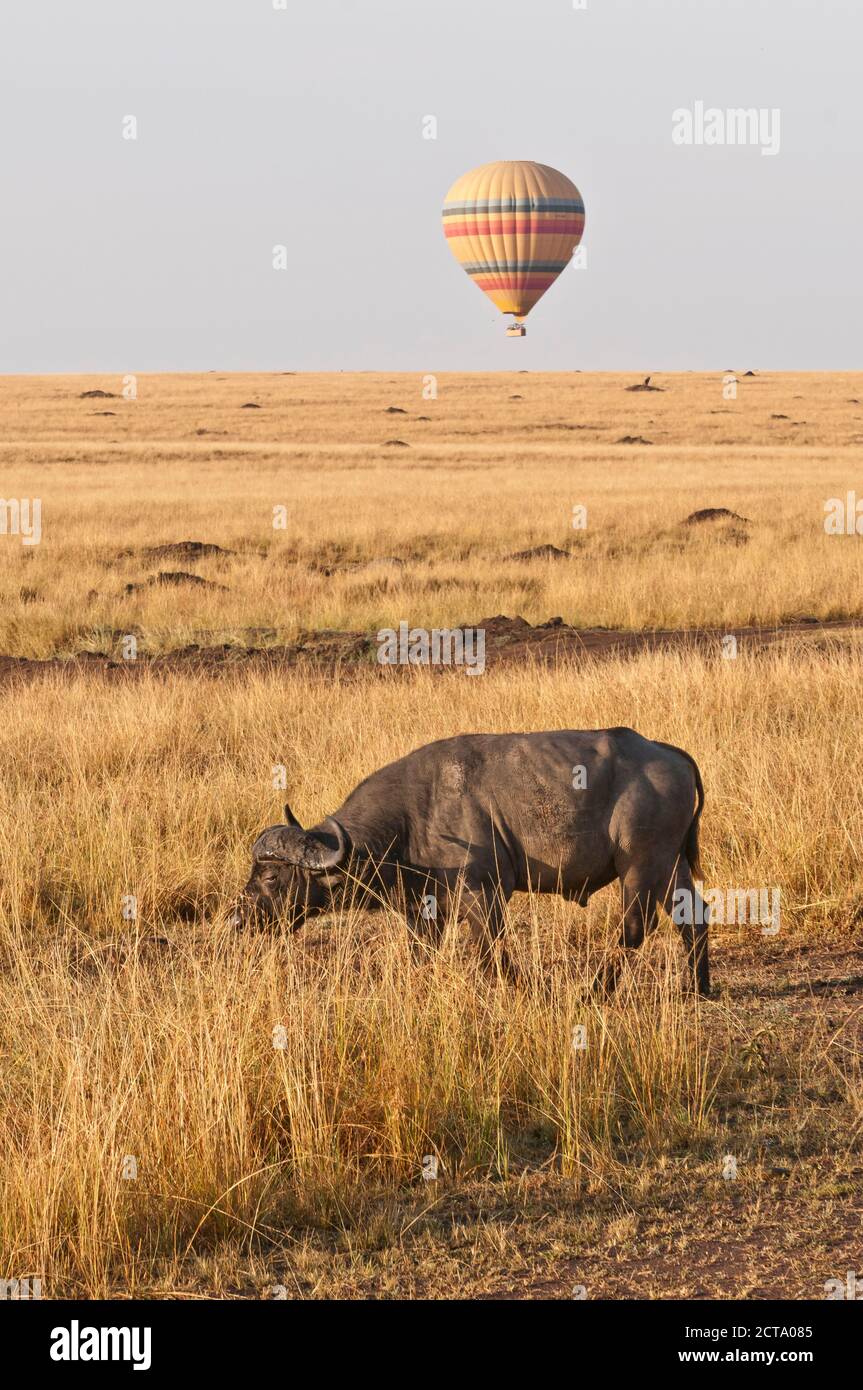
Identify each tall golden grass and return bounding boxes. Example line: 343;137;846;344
2;371;860;1296
1;646;861;1294
1;372;862;656
2;646;860;933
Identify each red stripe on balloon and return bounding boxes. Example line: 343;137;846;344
444;218;584;238
472;275;558;289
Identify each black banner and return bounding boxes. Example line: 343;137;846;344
6;1298;858;1376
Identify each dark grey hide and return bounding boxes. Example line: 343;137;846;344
231;728;709;994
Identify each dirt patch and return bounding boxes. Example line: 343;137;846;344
505;545;571;562
617;435;652;445
79;389;116;399
124;571;228;594
1;614;861;686
685;508;750;526
320;556;406;578
625;377;663;393
470;613;862;664
524;423;596;432
140;540;233;562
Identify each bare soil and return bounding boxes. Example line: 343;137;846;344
0;614;860;685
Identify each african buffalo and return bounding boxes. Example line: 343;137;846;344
231;727;709;995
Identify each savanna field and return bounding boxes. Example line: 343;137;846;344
1;372;862;1298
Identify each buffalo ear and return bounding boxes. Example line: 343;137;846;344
299;817;350;871
283;803;303;829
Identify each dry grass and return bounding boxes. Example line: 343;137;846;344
1;647;862;935
1;649;861;1297
1;372;862;657
1;372;860;1299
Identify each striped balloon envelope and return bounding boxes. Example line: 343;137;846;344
442;161;585;335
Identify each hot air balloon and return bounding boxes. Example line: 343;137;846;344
442;161;585;336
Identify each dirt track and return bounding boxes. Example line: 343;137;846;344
1;613;860;685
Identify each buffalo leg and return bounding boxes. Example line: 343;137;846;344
461;882;518;981
665;860;710;997
595;869;658;996
405;878;446;961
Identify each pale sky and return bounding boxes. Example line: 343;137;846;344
0;0;858;372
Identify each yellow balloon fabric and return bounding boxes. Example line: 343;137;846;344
442;161;585;322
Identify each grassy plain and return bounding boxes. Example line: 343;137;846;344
0;373;861;1298
1;371;863;657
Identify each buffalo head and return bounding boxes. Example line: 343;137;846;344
230;804;350;930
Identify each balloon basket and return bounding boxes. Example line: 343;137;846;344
506;323;526;338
